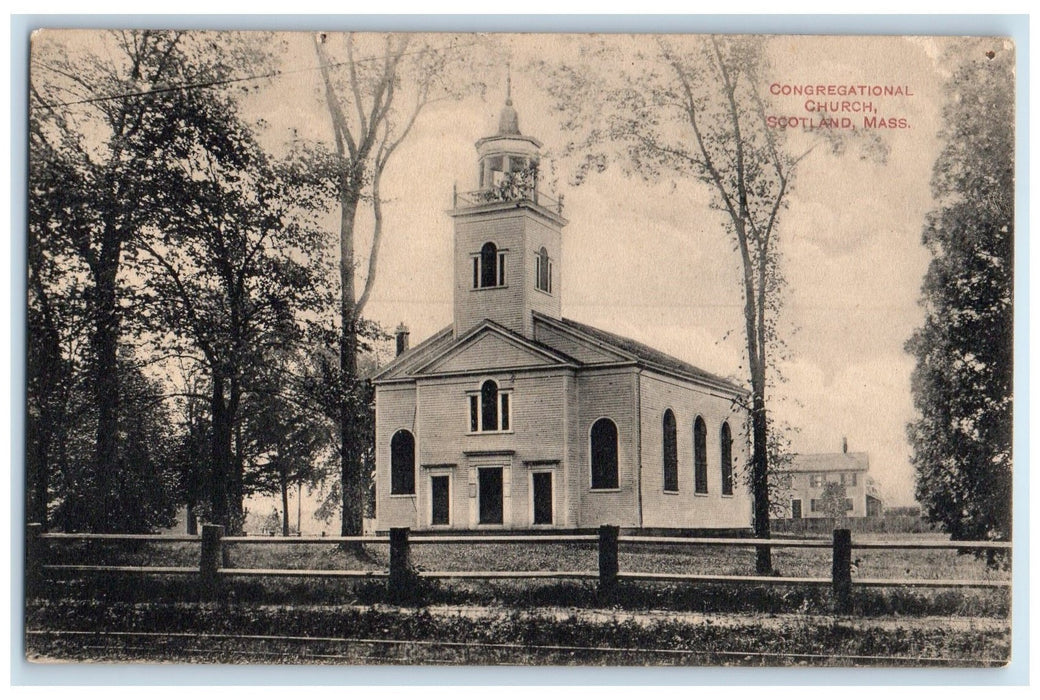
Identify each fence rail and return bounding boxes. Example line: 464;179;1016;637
26;523;1011;610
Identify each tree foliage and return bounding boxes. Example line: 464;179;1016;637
906;43;1014;543
28;29;262;530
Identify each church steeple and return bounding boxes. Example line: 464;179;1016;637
450;76;567;339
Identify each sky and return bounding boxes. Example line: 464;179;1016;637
238;33;965;508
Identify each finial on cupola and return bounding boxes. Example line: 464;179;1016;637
497;63;521;136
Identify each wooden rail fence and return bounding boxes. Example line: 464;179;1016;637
26;523;1011;611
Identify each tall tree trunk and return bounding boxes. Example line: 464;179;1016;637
209;375;231;528
186;503;198;535
339;195;364;537
91;247;121;533
280;471;290;537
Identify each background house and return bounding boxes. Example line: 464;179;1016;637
777;438;881;519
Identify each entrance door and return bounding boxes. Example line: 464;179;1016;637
791;499;802;519
478;467;504;525
532;472;553;525
431;475;450;526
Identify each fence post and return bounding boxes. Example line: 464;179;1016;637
200;524;224;601
598;524;620;603
26;523;43;599
389;527;413;601
832;528;852;613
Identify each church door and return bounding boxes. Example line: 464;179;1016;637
532;471;553;525
478;467;504;525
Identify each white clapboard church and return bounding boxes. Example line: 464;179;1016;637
373;84;752;532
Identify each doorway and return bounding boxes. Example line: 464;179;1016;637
478;467;504;525
431;475;450;526
532;471;553;525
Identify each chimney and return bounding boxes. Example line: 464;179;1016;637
842;437;848;454
395;323;410;357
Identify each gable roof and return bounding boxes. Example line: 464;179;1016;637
411;319;580;376
787;452;870;473
539;314;745;394
375;313;747;396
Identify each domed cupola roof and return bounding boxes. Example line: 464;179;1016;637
497;75;521;135
475;74;542;152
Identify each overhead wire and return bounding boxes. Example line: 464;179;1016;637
32;36;485;110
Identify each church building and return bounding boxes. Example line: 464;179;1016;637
373;86;752;533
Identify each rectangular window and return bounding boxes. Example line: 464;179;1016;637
810;498;820;512
500;394;510;431
844;498;854;512
498;252;506;286
535;255;541;288
547;261;553;293
431;476;450;525
532;472;553;525
472;257;479;288
791;499;802;519
810;474;825;487
469;396;479;432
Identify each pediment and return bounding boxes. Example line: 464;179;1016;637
415;324;576;376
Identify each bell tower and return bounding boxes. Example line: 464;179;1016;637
449;78;567;339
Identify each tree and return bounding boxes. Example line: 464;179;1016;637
540;36;841;572
310;32;481;535
134;129;334;533
818;482;850;524
906;43;1014;544
241;349;335;537
29;30;270;531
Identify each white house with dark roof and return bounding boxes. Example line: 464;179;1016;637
778;439;883;519
372;87;752;532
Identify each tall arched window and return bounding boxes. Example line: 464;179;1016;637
694;416;708;494
481;379;499;431
535;246;552;293
663;409;678;492
474;241;505;288
390;429;415;495
590;418;619;490
720;421;734;496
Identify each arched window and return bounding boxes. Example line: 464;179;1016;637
474;241;506;289
720;421;734;495
390;430;415;495
663;409;678;492
470;379;510;432
694;416;708;494
481;380;499;431
590;418;619;490
535;246;552;293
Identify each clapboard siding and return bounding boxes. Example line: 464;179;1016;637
576;369;640;527
454;212;527;337
375;385;419;528
639;372;752;529
521;215;563;334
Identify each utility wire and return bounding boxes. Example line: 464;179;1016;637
33;37;483;110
